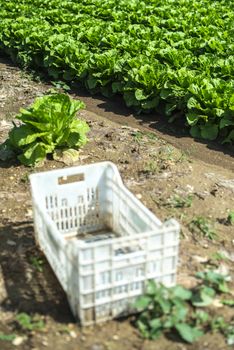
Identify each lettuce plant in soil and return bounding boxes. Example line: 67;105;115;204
0;92;89;166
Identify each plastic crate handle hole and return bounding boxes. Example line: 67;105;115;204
58;173;85;185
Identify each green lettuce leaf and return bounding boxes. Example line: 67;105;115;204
175;323;204;343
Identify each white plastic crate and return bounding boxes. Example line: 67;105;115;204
29;161;180;325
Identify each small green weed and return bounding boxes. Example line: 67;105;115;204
189;216;217;240
20;173;29;183
195;270;230;294
132;131;158;143
51;81;71;91
16;313;45;332
158;146;189;163
132;131;144;143
158;146;175;161
134;270;232;344
177;150;191;163
30;256;44;272
227;211;234;225
210;317;234;346
145;132;158;141
144;160;158;174
210;251;229;263
20;70;42;82
191;271;230;307
221;299;234;307
59;326;71;334
134;282;200;343
165;194;193;208
0;333;16;341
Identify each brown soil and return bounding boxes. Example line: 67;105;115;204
0;55;234;350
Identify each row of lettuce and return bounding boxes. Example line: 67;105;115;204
0;0;233;142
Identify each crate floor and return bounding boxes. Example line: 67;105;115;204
64;228;121;243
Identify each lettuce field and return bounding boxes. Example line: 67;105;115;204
0;0;233;143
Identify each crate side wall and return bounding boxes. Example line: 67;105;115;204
33;206;69;293
77;224;179;325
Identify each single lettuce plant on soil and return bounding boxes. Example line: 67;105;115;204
0;92;89;166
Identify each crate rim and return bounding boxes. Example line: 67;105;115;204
29;161;123;184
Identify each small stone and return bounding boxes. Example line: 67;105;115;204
195;191;210;199
112;335;119;341
69;330;77;338
7;240;16;246
12;336;25;346
79;155;89;161
212;298;223;308
205;173;216;179
178;346;187;350
217;179;234;192
81;336;86;341
185;184;194;193
177;275;197;289
25;209;33;218
0;120;11;128
201;242;209;249
42;340;48;347
219;249;234;262
215;264;230;278
136;194;142;199
26;269;33;282
121;125;134;130
82;326;94;335
193;255;208;263
157;172;172;179
90;344;105;350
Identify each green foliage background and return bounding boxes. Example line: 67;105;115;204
0;0;233;142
